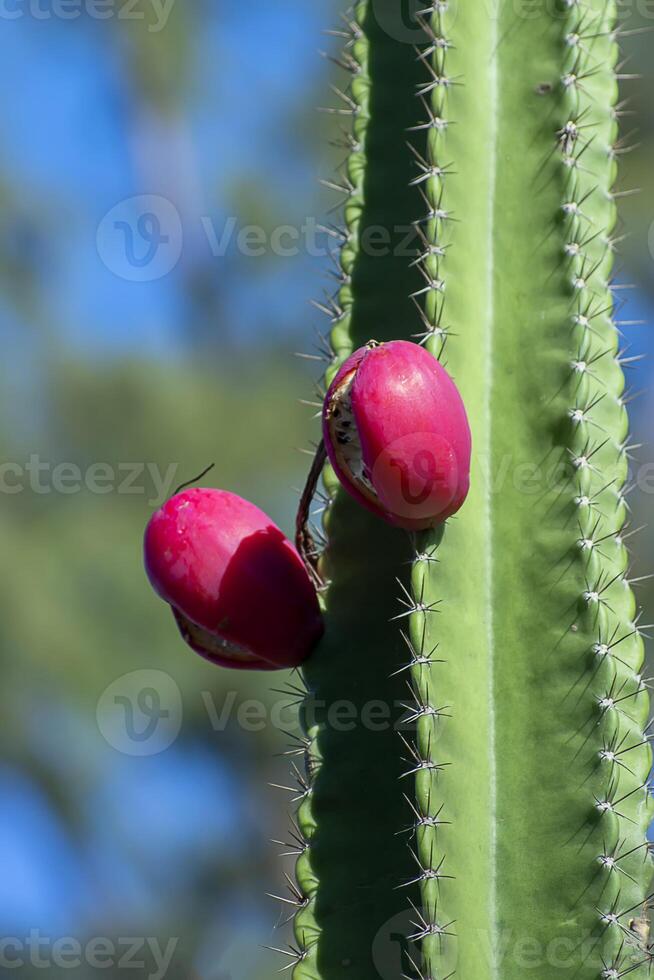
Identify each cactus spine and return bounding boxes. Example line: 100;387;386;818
282;3;653;978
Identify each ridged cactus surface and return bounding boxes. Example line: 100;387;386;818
284;3;653;978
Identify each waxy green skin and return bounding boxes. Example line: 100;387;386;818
283;2;653;979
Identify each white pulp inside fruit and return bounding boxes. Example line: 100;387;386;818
326;371;377;501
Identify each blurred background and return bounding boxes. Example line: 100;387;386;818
0;3;652;978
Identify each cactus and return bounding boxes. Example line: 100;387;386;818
281;2;654;979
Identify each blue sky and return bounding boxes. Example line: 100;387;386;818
0;1;334;355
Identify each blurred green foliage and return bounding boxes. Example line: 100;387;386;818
0;350;320;978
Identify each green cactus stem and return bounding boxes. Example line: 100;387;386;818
279;3;653;979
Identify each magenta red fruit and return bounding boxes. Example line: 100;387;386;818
323;340;471;531
144;488;324;670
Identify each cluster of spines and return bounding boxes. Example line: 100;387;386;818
401;551;455;980
558;1;653;976
401;5;458;979
409;3;455;362
271;5;371;976
266;693;319;972
314;3;368;372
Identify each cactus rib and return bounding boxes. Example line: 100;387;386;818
403;1;653;977
282;3;653;979
405;5;460;979
290;4;431;977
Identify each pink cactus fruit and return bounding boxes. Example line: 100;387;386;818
144;488;324;670
322;340;471;530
